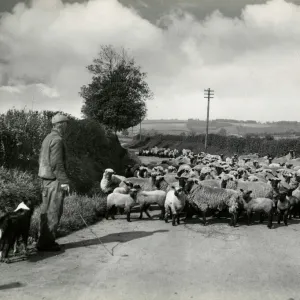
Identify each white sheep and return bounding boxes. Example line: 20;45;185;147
164;186;187;226
105;188;139;222
137;190;167;220
113;181;134;194
100;168;126;194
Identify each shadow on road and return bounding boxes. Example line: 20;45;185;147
62;229;169;250
0;282;26;290
27;230;168;263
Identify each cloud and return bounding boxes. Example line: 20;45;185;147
0;0;300;121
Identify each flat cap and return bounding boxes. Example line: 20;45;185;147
52;113;69;124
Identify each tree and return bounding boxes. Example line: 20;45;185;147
80;45;152;134
219;128;227;136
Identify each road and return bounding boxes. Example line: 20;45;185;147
1;212;300;300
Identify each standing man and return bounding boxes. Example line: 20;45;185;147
36;113;70;252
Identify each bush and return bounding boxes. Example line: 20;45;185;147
29;192;107;240
0;109;139;195
0;166;41;212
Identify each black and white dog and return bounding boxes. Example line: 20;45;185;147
0;200;34;263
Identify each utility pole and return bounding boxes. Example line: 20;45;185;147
139;119;142;141
204;88;214;151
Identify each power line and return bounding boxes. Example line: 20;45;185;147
204;88;214;151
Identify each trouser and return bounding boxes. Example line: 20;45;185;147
37;179;66;247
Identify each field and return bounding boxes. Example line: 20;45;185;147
129;119;300;137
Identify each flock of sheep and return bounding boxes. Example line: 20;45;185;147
100;148;300;228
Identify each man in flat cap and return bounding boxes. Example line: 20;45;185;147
36;113;70;251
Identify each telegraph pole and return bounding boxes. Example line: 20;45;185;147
139;119;142;141
204;88;214;151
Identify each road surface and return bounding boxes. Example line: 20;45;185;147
1;212;300;300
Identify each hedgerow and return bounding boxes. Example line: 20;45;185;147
131;133;300;157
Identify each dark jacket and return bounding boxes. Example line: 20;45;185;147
38;129;69;184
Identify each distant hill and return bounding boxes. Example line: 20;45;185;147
127;119;300;139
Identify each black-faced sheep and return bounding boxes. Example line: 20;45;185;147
239;189;275;229
105;189;139;222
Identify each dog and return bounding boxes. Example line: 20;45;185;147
0;200;34;263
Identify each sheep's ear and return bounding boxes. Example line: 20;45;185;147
240;189;244;193
171;185;176;190
247;190;252;195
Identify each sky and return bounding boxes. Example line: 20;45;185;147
0;0;300;122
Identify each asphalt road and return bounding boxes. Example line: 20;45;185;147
1;212;300;300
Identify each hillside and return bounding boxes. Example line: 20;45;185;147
128;119;300;138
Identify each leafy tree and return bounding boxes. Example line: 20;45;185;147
219;128;227;136
80;45;153;134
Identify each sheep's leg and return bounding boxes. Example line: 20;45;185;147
267;212;273;229
283;210;288;226
277;210;282;224
111;206;117;220
231;213;238;227
126;207;132;222
144;205;153;219
177;214;180;225
259;213;265;223
172;214;177;226
159;206;165;220
164;206;169;223
139;204;144;219
246;211;252;226
105;207;110;220
201;211;208;226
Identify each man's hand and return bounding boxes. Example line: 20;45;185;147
61;184;70;195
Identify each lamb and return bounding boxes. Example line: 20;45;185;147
239;189;275;229
113;181;134;194
184;179;241;226
137;189;167;220
105;188;139;222
164;186;187;226
100;168;126;194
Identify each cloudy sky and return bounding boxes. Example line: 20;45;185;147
0;0;300;121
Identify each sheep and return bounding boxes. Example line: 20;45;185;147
105;188;139;222
223;179;274;200
184;179;241;227
113;181;134;194
100;168;126;194
239;189;275;229
124;171;158;191
276;192;291;226
164;186;187;226
286;189;300;220
137;189;167;220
